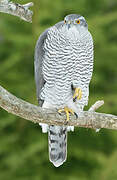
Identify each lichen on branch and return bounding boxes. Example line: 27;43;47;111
0;0;33;22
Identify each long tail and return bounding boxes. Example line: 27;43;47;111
48;125;67;167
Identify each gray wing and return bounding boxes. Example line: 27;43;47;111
34;29;49;106
34;21;64;106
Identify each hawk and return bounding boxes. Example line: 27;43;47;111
34;14;93;167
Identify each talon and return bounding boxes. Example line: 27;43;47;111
74;112;78;118
58;107;74;122
73;88;82;102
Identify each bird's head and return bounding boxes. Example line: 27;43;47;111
64;14;88;32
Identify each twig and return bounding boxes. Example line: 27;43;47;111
89;100;104;112
0;0;33;22
0;85;117;130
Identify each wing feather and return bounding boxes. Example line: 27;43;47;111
34;29;49;106
34;21;64;106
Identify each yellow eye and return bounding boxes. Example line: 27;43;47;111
64;20;67;24
76;19;80;24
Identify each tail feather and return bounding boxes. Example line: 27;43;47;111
48;125;67;167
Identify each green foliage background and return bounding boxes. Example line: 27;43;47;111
0;0;117;179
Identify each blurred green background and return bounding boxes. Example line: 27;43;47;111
0;0;117;179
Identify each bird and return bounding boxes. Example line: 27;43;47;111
34;14;94;167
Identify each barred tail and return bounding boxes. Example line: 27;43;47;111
48;125;67;167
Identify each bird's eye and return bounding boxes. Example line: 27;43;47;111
76;19;80;24
64;20;67;24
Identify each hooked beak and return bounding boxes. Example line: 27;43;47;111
67;21;71;30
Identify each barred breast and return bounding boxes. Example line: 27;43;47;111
40;24;93;108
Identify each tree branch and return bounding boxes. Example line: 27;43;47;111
0;85;117;130
0;0;33;22
89;100;104;112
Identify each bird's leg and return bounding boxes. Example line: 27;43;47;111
73;87;82;102
58;107;74;122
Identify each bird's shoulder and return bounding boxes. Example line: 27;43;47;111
47;21;64;33
36;21;64;44
54;21;64;29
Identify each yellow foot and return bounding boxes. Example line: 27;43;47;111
58;107;74;122
73;87;82;102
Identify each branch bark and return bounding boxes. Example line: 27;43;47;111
0;0;33;22
0;85;117;130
